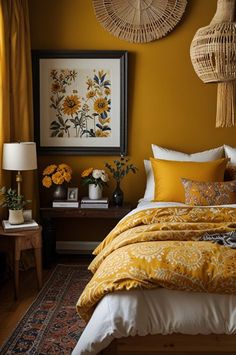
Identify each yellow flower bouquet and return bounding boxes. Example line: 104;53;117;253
42;163;72;188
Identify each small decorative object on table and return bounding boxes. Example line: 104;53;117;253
81;168;109;200
67;187;78;201
42;163;72;201
2;219;39;232
80;196;109;209
52;200;79;208
0;187;29;225
105;156;138;206
52;186;79;208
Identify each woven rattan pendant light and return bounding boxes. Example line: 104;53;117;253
190;0;236;128
92;0;187;43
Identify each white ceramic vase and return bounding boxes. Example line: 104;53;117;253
8;209;24;225
88;184;102;200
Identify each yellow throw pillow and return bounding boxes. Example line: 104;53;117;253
150;158;228;202
182;179;236;206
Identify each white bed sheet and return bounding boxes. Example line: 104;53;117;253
134;199;236;215
72;202;236;355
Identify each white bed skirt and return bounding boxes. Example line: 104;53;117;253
72;288;236;355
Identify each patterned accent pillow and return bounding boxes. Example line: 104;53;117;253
182;179;236;206
225;165;236;181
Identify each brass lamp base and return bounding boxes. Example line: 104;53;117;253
16;171;22;196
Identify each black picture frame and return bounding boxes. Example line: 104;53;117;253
32;50;128;155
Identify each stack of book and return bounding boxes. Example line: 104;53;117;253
80;197;109;209
52;200;79;208
2;219;39;232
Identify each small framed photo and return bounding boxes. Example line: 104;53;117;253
67;187;78;201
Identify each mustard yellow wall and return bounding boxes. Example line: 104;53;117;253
29;0;236;205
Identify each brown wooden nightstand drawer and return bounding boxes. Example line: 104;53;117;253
40;203;133;266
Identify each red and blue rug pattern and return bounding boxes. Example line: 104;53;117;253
0;264;91;354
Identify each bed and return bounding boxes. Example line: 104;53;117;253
72;145;236;354
72;200;236;355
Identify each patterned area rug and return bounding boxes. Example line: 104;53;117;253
0;264;91;354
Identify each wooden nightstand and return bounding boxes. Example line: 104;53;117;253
40;204;132;267
0;226;42;299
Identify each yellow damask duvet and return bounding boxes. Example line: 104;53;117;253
77;207;236;321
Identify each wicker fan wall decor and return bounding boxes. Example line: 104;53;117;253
190;0;236;128
92;0;187;43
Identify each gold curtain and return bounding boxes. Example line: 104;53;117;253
0;0;37;217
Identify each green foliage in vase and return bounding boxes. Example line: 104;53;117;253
0;187;28;210
105;156;138;182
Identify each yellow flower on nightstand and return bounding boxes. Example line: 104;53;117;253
43;164;57;176
58;163;72;174
81;167;93;178
64;172;71;183
52;172;64;185
42;163;73;188
42;176;52;188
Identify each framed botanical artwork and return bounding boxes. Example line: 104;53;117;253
32;50;128;155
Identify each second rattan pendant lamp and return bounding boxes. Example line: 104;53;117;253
190;0;236;128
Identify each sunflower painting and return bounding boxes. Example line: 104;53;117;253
49;68;111;139
33;51;127;155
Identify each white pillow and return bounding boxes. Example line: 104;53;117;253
152;144;224;161
224;145;236;166
142;160;155;201
142;145;225;201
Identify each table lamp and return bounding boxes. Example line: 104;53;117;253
2;142;37;195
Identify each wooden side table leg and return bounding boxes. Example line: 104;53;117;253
14;259;19;300
34;247;42;290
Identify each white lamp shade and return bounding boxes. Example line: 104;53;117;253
2;142;37;171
